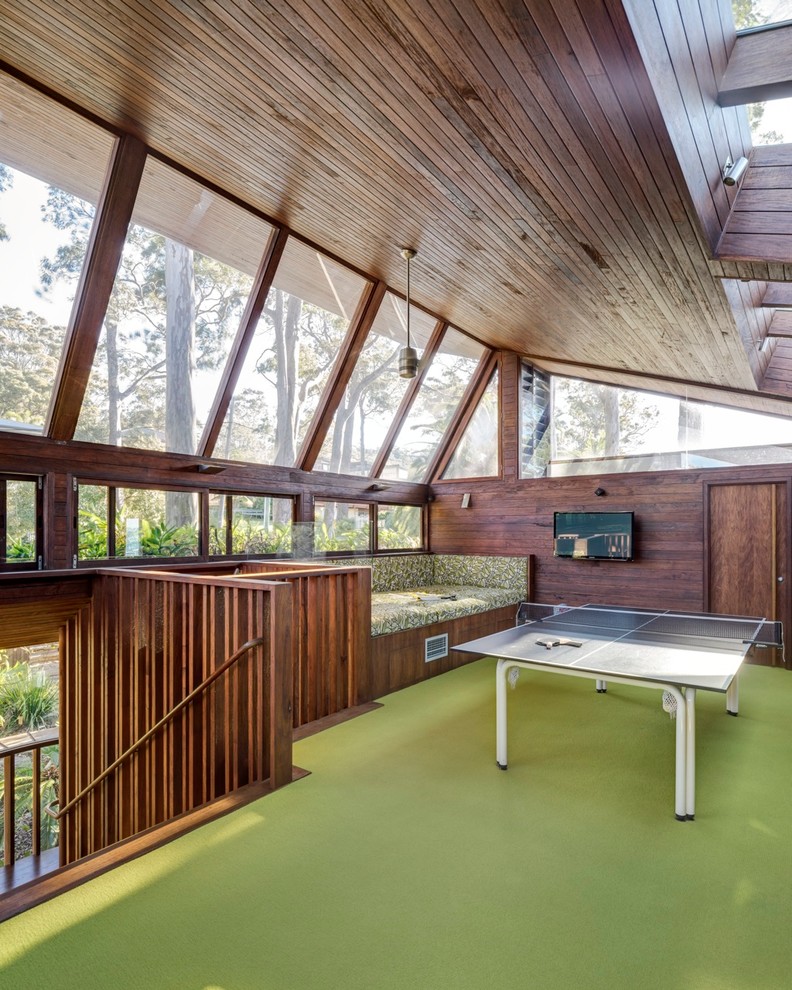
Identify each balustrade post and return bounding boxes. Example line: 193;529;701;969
3;754;15;865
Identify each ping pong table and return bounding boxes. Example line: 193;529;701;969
455;603;777;821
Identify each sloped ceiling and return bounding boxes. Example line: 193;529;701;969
2;0;791;413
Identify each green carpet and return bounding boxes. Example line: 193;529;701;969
1;659;791;989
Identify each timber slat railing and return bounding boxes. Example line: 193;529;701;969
49;637;267;823
234;562;373;722
1;727;60;866
58;570;294;866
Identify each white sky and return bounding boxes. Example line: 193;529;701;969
0;170;73;322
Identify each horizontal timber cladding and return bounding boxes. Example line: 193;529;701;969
58;570;293;865
0;573;92;648
428;461;792;617
369;605;518;699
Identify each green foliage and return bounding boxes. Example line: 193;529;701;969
78;509;199;559
77;509;109;559
231;519;292;555
0;662;58;735
314;520;370;553
377;522;421;550
731;0;767;30
6;532;36;561
0;746;60;863
0;306;66;427
130;519;198;557
377;506;422;550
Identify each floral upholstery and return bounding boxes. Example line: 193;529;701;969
308;553;528;636
370;585;519;637
370;554;434;592
431;555;527;598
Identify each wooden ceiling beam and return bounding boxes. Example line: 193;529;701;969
761;285;792;307
295;278;386;473
766;312;792;337
425;349;498;484
198;226;290;458
368;320;446;479
717;23;792;107
45;134;147;441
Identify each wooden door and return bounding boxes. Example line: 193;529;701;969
707;482;788;666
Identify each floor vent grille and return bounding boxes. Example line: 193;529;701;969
425;633;449;662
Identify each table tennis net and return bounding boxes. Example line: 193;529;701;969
515;602;781;648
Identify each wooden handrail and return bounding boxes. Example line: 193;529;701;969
48;636;267;821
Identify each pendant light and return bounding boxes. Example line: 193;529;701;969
399;247;418;379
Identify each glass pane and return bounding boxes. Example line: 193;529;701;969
217;238;369;465
381;328;486;481
78;484;109;560
377;505;422;550
744;98;792;145
208;493;229;555
0;644;60;739
443;370;499;479
4;480;37;561
233;495;293;554
0;72;114;436
75;158;272;452
732;1;792;30
116;488;199;558
550;375;792;475
0;640;60;861
209;493;293;556
314;500;370;553
315;292;438;473
520;363;551;479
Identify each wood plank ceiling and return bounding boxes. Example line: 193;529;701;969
3;0;792;414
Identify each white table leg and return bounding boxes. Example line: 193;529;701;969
666;685;687;821
726;675;739;716
496;659;510;769
685;687;696;821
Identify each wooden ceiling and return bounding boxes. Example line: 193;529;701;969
4;0;792;414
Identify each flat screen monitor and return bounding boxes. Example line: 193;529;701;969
553;511;634;561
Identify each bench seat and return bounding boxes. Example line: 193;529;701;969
371;584;521;636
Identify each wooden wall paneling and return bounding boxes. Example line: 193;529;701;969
369;604;518;698
717;21;792;106
718;151;792;263
428;459;792;668
429;471;708;610
547;0;743;370
198;225;290;457
622;0;740;249
46;135;148;441
296;279;387;472
0;433;430;513
499;352;521;483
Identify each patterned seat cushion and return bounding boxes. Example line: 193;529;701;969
371;584;520;637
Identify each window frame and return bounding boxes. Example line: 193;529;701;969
207;491;296;560
0;474;43;571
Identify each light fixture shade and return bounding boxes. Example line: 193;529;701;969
399;345;418;379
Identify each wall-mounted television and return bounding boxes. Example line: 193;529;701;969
553;511;634;561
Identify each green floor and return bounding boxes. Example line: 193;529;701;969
1;659;791;989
